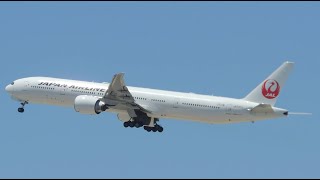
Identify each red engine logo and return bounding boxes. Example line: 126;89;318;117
262;79;280;99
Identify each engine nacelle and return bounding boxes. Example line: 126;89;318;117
74;95;107;115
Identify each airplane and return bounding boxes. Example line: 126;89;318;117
5;61;307;133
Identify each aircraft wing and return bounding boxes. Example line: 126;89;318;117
103;73;152;114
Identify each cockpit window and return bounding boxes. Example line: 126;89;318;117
10;82;14;85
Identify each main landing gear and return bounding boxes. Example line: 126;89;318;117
123;118;164;133
123;121;144;128
143;124;163;133
18;101;28;113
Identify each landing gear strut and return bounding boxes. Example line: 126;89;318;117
18;101;27;113
143;118;163;133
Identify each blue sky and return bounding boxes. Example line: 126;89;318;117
0;2;319;178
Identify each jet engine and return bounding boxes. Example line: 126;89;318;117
74;95;107;114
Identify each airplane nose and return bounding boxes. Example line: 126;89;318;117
5;84;13;93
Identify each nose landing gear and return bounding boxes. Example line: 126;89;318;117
18;101;28;113
18;108;24;113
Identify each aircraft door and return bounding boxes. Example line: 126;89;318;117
60;87;66;95
173;97;180;108
225;104;233;114
22;80;31;100
59;87;67;103
24;81;30;90
225;104;242;116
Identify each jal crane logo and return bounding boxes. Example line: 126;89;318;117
262;79;280;99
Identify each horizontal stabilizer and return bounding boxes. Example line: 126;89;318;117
249;104;274;113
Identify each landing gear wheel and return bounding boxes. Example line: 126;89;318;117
157;126;163;133
129;121;135;128
135;122;142;128
144;126;151;132
152;127;157;132
153;124;164;133
123;121;129;128
17;101;27;113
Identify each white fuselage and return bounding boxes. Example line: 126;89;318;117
5;77;287;124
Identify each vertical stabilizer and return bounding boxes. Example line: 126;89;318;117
243;61;294;106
